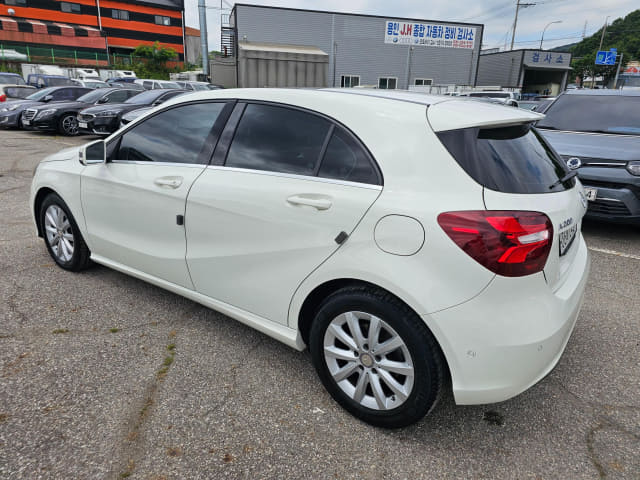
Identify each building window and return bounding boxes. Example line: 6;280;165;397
5;0;27;5
60;2;81;13
378;77;397;89
112;9;129;20
340;75;360;88
414;78;433;86
155;15;171;26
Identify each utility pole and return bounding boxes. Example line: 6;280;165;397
510;0;536;50
198;0;209;78
613;52;623;89
582;20;587;39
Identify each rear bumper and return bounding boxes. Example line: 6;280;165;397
426;235;590;405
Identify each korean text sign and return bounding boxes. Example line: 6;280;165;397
385;21;476;49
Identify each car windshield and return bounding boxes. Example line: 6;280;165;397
25;87;58;100
160;82;181;89
537;94;640;135
0;73;25;85
77;89;110;103
4;87;34;98
125;89;170;104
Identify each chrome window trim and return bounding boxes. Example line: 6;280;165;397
206;165;383;190
540;129;640;138
110;160;206;168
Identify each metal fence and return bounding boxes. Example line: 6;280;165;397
0;44;184;69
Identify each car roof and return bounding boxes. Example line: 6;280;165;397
159;88;542;132
563;89;640;96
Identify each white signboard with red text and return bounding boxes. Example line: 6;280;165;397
384;20;476;49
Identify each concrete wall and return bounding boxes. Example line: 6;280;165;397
233;5;483;88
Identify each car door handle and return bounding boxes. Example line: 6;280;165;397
154;176;183;189
286;195;332;211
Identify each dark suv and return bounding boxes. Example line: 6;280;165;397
537;90;640;225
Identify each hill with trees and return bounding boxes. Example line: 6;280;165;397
569;9;640;85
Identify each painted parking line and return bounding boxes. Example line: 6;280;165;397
588;246;640;261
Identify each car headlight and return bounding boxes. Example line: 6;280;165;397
96;110;120;117
627;161;640;176
36;109;57;119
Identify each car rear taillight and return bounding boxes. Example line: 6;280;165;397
0;94;6;102
437;211;553;277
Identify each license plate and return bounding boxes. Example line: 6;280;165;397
584;187;597;201
559;223;578;256
23;120;30;125
79;121;87;129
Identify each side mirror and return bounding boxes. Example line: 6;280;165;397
79;139;106;165
43;95;53;102
97;97;109;104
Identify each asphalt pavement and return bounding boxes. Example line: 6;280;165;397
0;129;638;479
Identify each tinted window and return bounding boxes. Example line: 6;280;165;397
116;102;226;164
537;94;640;135
155;90;185;104
318;128;379;185
4;87;33;98
437;124;573;194
469;92;510;98
106;90;133;103
125;89;168;104
26;87;57;100
47;77;74;87
143;81;153;89
77;89;110;103
226;104;331;176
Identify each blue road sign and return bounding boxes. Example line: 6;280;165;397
595;50;616;65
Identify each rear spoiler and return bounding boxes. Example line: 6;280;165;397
428;99;544;132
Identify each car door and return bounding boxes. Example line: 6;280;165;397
81;100;230;288
185;102;383;324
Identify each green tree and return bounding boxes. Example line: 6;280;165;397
133;41;177;69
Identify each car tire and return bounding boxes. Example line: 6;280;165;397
39;193;92;271
309;285;445;428
58;114;79;136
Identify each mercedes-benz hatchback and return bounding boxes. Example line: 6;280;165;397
30;89;590;428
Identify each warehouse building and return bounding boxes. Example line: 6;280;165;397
476;49;572;95
0;0;187;62
213;4;483;89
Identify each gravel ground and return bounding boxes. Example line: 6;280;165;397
1;129;638;479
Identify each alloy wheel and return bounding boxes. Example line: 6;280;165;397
323;311;415;411
44;204;75;262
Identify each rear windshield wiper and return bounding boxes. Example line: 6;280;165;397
549;170;578;190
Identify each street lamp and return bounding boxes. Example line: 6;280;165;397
540;21;562;50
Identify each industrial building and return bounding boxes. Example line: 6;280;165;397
476;49;573;95
0;0;187;62
212;4;484;89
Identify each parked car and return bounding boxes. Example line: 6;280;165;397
133;79;181;90
206;84;224;90
22;88;140;135
0;86;91;128
537;89;640;225
106;80;145;90
0;72;26;86
71;79;110;89
175;80;211;91
31;89;590;428
0;84;36;102
77;88;186;135
460;90;520;106
119;106;153;126
27;74;75;88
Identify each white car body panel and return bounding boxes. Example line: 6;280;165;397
29;88;591;407
186;166;381;324
81;162;206;289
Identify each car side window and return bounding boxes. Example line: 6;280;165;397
52;88;72;100
106;90;131;103
225;103;331;176
155;91;183;105
143;81;152;90
115;102;226;164
318;127;380;185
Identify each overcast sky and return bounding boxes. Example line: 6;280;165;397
184;0;637;54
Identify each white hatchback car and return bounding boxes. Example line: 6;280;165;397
30;89;590;428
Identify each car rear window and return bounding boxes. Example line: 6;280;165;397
537;94;640;135
436;123;574;194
